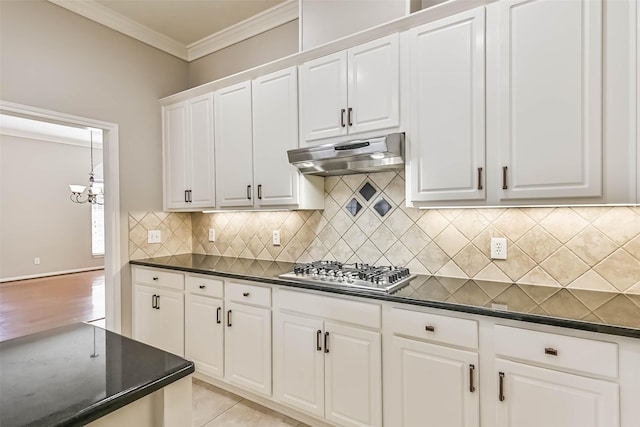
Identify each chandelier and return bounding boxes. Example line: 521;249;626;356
69;129;103;205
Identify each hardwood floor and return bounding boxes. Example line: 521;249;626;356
0;269;105;341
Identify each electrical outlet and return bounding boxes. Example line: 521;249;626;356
272;230;281;246
34;257;40;265
491;237;507;260
208;229;216;242
147;230;161;244
491;302;508;311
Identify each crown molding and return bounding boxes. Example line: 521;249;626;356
186;0;299;61
47;0;298;62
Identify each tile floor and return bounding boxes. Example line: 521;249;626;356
192;379;309;427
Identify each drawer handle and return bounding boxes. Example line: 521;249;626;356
242;292;250;297
216;307;221;324
316;329;322;351
324;331;330;354
199;285;206;289
347;107;353;126
498;372;505;401
502;166;508;190
477;167;483;190
151;294;157;309
425;325;435;332
340;109;346;127
156;295;160;310
545;347;558;356
469;364;476;393
152;277;159;281
227;310;232;327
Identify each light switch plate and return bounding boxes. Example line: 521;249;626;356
272;230;281;246
148;230;161;244
208;229;216;242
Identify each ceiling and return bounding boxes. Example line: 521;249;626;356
48;0;297;62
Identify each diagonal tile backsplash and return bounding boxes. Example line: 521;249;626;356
129;171;640;295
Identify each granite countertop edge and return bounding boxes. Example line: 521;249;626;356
129;258;640;340
62;362;195;427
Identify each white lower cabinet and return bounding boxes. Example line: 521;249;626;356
274;290;382;427
224;281;272;396
495;359;619;427
185;275;224;379
388;336;479;427
133;284;184;356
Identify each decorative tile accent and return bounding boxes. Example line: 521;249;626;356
345;198;362;216
373;198;392;217
359;182;377;201
129;172;640;302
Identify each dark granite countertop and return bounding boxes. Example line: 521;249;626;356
0;323;194;427
130;254;640;339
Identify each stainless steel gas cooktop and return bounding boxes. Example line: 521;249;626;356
279;261;414;294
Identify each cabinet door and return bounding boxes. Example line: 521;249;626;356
388;336;479;427
324;321;382;427
347;34;400;135
224;301;272;396
488;0;602;200
252;67;300;207
495;360;619;427
299;51;348;142
134;285;184;356
187;94;215;208
214;81;254;207
163;101;189;209
408;8;486;203
273;312;325;418
185;294;223;378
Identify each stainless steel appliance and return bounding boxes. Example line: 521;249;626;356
279;260;413;293
287;133;405;176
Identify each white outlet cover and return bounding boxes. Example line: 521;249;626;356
490;237;507;260
272;230;281;246
208;229;216;242
148;230;161;244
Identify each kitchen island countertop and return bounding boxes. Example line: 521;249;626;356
0;323;194;427
130;254;640;339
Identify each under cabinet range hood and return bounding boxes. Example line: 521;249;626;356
287;133;405;176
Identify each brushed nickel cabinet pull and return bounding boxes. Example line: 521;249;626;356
347;107;353;126
477;167;483;190
545;347;558;356
151;294;157;309
242;292;250;297
184;190;188;203
257;184;262;200
216;306;221;324
316;329;322;351
156;295;160;310
324;331;330;353
469;364;476;393
247;185;252;200
425;325;435;332
340;109;346;127
499;372;505;401
502;166;508;190
227;310;232;327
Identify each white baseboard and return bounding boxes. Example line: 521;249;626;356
0;266;105;283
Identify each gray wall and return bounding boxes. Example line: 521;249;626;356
0;135;104;279
0;0;189;334
188;20;299;87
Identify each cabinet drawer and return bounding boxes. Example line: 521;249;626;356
186;275;223;298
133;267;184;290
388;307;478;350
226;281;271;307
494;325;618;378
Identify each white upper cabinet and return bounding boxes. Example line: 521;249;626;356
163;94;215;210
407;8;486;203
214;69;324;210
252;67;302;207
299;34;400;144
214;81;254;208
487;0;603;200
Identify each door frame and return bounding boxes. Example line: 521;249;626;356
0;100;122;333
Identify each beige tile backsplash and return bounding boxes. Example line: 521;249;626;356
129;171;640;295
